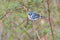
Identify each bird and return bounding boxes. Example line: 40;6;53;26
20;5;44;21
28;11;42;21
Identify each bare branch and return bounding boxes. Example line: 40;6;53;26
0;9;10;20
36;31;41;40
47;0;54;40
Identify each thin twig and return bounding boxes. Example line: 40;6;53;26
18;17;32;39
47;0;54;40
32;21;35;40
22;27;32;39
36;31;41;40
20;4;31;12
24;17;29;27
0;9;10;20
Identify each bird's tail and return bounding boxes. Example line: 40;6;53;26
40;16;46;19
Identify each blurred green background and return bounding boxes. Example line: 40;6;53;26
0;0;60;40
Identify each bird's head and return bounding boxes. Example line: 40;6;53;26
28;11;33;16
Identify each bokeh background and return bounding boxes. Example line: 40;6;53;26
0;0;60;40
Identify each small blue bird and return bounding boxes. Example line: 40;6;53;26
28;11;42;20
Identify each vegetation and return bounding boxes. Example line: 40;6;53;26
0;0;60;40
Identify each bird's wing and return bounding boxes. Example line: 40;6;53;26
32;13;40;19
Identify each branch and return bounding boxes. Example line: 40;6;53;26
36;31;41;40
0;9;10;20
47;0;54;40
20;4;31;12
